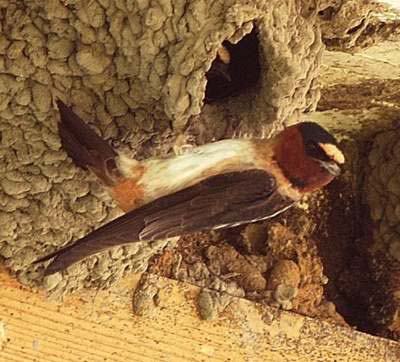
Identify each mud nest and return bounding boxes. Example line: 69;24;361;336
363;129;400;339
0;0;324;298
319;0;400;52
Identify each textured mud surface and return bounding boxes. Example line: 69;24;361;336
319;0;400;51
362;129;400;339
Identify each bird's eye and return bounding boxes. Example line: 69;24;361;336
306;141;320;153
307;142;318;151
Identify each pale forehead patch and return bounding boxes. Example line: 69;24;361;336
318;143;345;164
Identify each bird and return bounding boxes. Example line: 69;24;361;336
35;100;345;275
206;46;232;82
205;45;232;103
204;31;261;103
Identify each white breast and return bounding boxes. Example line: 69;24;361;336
138;139;257;202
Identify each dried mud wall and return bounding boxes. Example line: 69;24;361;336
0;0;323;298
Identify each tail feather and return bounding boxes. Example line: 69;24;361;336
37;100;143;275
57;100;120;186
36;207;147;276
35;236;131;276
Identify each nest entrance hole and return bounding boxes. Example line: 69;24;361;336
204;27;261;103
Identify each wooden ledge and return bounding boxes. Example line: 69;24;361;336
0;268;399;362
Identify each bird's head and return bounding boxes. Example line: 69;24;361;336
274;122;345;193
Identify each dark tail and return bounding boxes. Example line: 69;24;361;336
34;236;130;276
57;100;120;186
36;101;139;275
34;203;149;276
34;168;200;275
34;240;118;276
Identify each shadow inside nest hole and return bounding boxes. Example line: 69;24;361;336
204;27;261;103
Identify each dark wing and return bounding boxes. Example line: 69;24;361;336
57;99;120;186
37;169;294;275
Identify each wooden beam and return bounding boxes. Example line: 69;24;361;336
0;268;399;362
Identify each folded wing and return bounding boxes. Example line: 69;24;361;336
38;169;293;275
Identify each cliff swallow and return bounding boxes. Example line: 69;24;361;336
36;100;345;275
205;30;260;102
206;46;232;83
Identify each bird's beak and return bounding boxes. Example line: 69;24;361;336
319;160;341;177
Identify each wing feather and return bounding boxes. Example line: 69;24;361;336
38;169;294;275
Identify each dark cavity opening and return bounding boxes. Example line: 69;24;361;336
318;6;336;21
346;18;366;35
204;27;261;103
